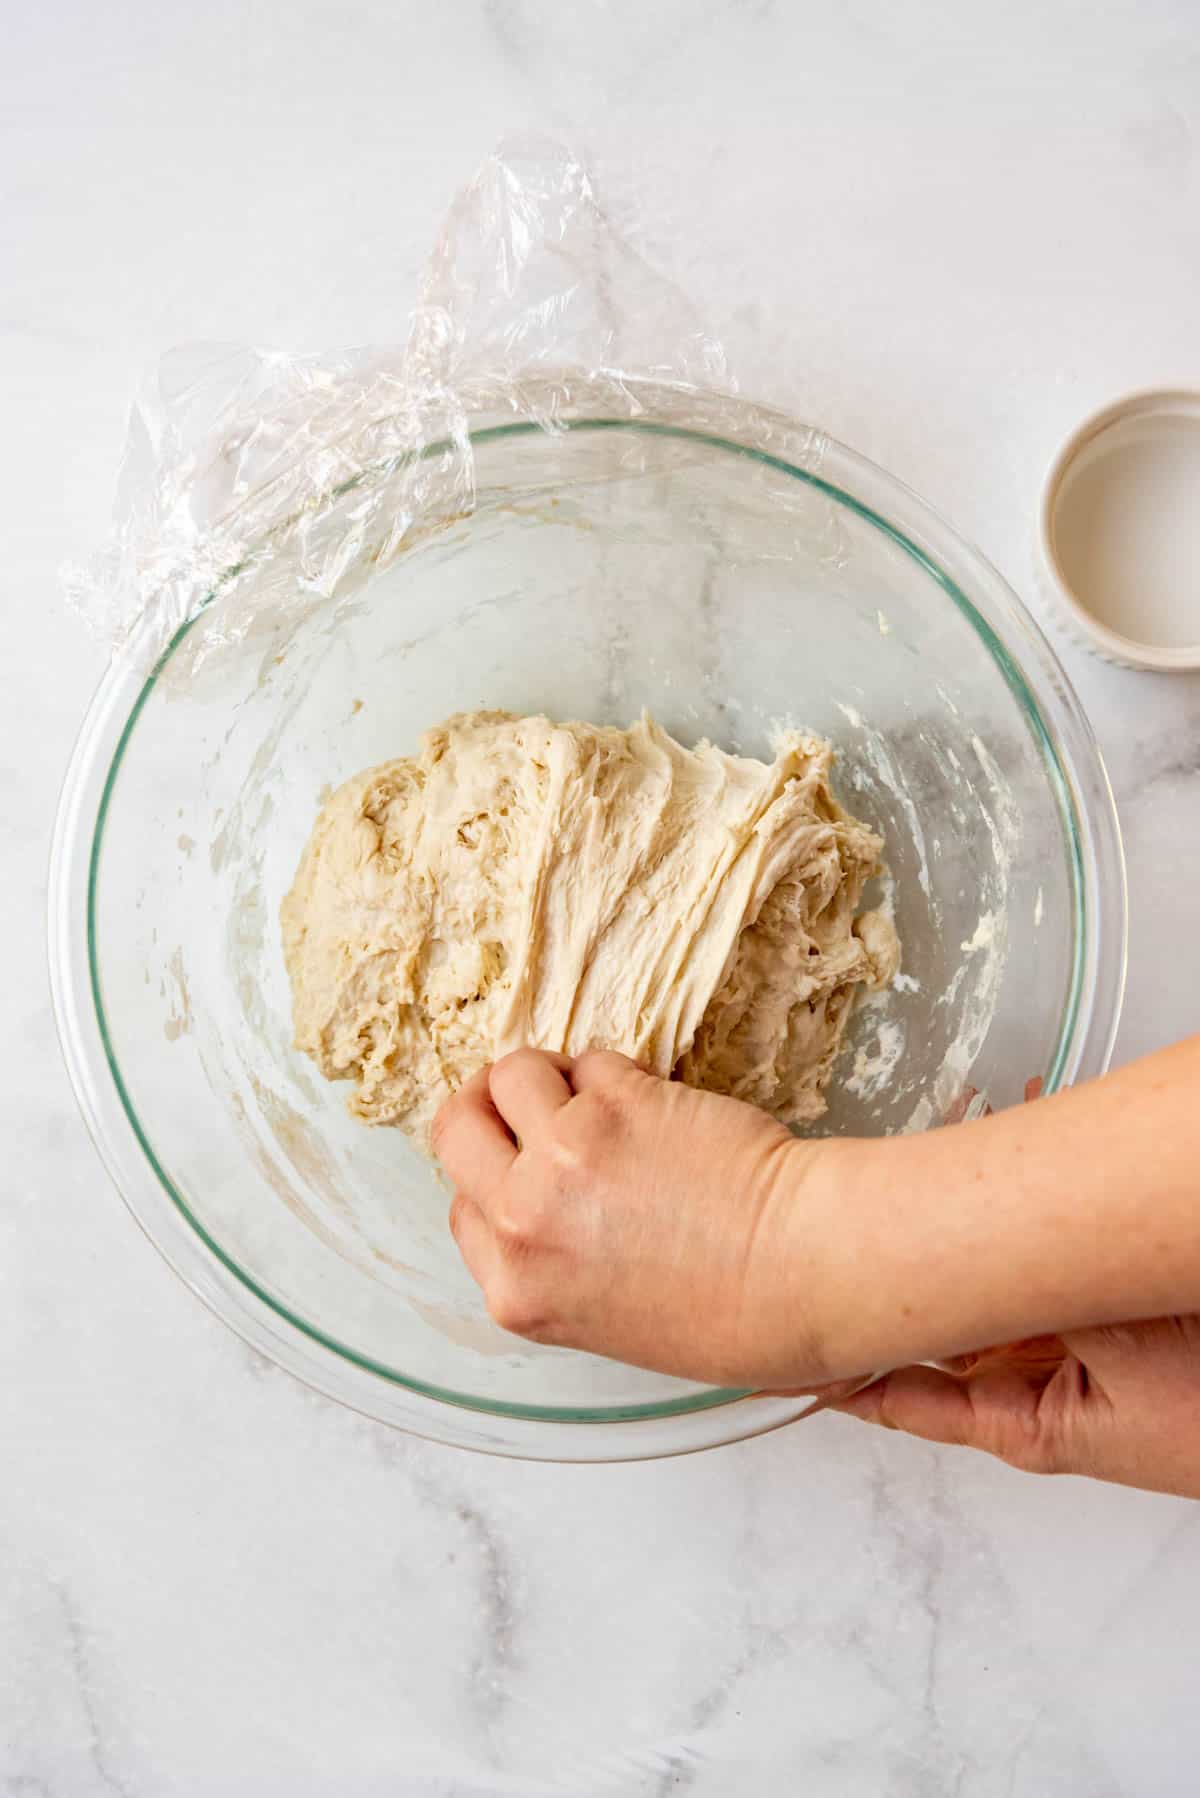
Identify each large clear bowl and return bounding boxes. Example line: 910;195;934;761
49;387;1126;1460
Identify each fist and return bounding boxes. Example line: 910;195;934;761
432;1048;828;1389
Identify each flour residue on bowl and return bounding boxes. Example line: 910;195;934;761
845;1013;908;1102
825;693;1019;1133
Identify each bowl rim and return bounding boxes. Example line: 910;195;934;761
49;388;1128;1459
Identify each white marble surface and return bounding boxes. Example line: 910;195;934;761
5;2;1200;1791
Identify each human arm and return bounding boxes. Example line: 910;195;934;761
432;1037;1200;1489
792;1033;1200;1380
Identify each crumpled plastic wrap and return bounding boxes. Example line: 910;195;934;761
65;138;765;673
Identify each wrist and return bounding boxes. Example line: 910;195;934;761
804;1125;1067;1375
744;1035;1200;1392
764;1129;1034;1384
746;1135;879;1387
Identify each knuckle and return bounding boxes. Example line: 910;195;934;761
569;1086;627;1150
491;1202;529;1248
491;1192;549;1250
487;1278;549;1340
542;1122;587;1180
535;1125;597;1201
570;1047;609;1083
573;1047;636;1087
490;1046;542;1088
522;1315;567;1347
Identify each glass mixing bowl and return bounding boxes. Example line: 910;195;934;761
50;385;1126;1460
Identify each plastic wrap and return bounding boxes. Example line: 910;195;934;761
65;138;763;672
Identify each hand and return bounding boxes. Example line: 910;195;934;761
833;1074;1200;1497
831;1319;1200;1498
432;1047;827;1388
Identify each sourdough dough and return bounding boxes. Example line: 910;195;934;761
282;712;899;1148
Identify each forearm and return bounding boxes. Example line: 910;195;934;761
785;1036;1200;1382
